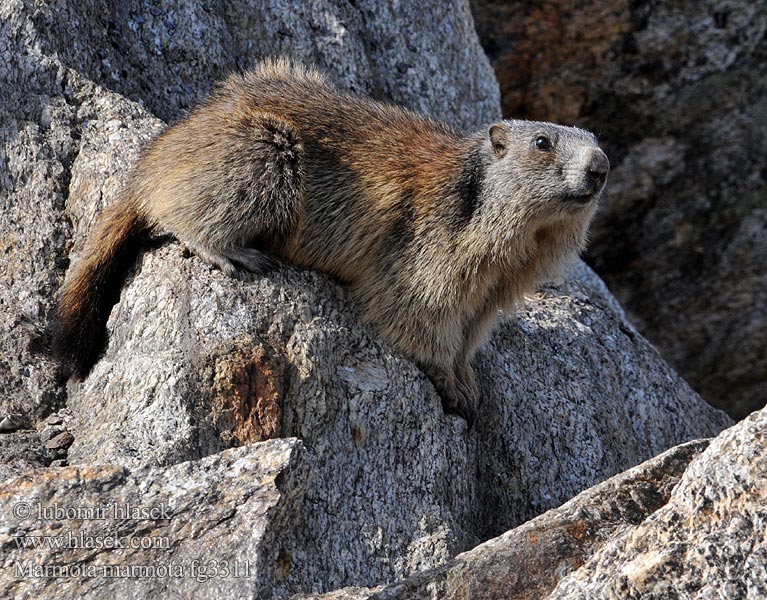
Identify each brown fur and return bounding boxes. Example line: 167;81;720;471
51;195;148;377
51;58;609;425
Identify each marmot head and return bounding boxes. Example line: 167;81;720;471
481;120;609;226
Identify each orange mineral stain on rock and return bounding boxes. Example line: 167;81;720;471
565;519;587;541
212;344;284;445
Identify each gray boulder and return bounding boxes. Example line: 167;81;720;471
298;406;767;598
0;438;308;599
294;439;711;599
549;406;767;598
13;0;499;130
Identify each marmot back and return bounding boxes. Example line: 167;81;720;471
51;58;609;426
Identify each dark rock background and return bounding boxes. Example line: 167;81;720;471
471;0;767;419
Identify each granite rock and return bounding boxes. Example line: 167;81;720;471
0;438;308;599
293;439;712;599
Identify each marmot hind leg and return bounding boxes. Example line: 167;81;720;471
179;112;304;277
184;243;279;277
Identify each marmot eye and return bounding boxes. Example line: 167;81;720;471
535;135;552;151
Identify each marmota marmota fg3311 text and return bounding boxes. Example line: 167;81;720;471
51;59;609;427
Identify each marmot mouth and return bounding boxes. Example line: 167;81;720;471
562;192;596;205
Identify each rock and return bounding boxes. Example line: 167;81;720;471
302;406;767;598
470;0;767;418
469;260;730;538
38;426;63;444
0;0;166;423
469;0;630;122
294;439;711;599
43;430;74;451
35;408;75;446
0;65;73;422
0;432;50;482
38;410;67;428
7;0;499;130
0;415;25;433
0;438;308;599
295;588;383;599
312;410;767;600
550;407;767;598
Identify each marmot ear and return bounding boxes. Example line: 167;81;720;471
489;124;507;157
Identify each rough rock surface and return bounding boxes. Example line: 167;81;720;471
11;0;499;131
300;405;767;598
0;432;50;482
0;438;308;599
294;439;712;599
551;407;767;599
471;0;767;418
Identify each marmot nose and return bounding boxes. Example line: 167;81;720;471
586;149;610;189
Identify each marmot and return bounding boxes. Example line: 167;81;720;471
51;59;609;426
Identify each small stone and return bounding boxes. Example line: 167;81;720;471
0;415;25;433
39;426;65;443
43;414;64;427
44;431;75;450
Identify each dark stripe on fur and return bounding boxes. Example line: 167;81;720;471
379;188;416;272
454;143;486;225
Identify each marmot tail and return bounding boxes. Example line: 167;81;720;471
50;195;149;378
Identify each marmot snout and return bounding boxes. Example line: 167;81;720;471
51;59;609;427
